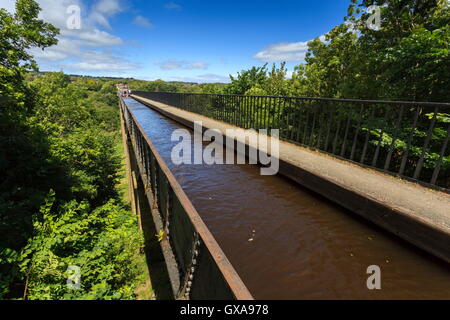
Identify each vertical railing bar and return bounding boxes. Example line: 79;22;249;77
243;95;247;127
350;104;365;161
262;96;266;130
255;96;259;130
413;106;439;179
431;123;450;185
309;102;317;146
261;96;266;129
142;141;148;182
268;97;274;131
279;98;286;139
264;96;269;130
269;96;273;130
399;106;421;175
292;100;300;141
286;98;292;140
246;96;250;128
316;103;325;149
258;96;263;130
251;96;257;129
293;100;301;142
222;94;225;122
224;94;228;122
371;105;390;167
239;96;244;127
332;105;342;155
229;95;234;124
239;95;243;128
236;95;240;126
221;94;225;121
214;96;217;120
233;96;239;127
301;101;310;144
217;95;220;120
360;107;376;164
248;96;252;129
384;105;405;170
248;96;253;129
340;104;353;157
254;96;258;129
324;101;335;152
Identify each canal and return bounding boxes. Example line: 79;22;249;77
124;97;450;299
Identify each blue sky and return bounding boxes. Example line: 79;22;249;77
1;0;350;82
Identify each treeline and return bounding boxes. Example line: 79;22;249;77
128;0;449;103
1;1;143;299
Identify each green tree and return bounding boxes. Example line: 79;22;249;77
0;0;58;108
1;1;143;300
0;0;59;298
226;64;268;95
297;0;450;101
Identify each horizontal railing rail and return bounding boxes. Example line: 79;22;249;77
133;91;450;192
119;97;253;300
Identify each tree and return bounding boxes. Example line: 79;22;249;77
0;0;59;298
296;0;450;101
226;64;268;95
0;0;58;108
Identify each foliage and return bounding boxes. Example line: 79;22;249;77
0;0;58;108
226;64;268;95
19;193;142;300
301;0;450;101
0;68;141;299
0;0;143;300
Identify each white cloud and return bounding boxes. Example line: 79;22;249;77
95;0;122;16
165;2;182;10
253;35;326;62
253;41;309;62
66;62;137;71
0;0;139;74
31;49;69;61
168;74;230;83
155;60;210;70
133;15;153;28
65;29;124;46
91;0;123;29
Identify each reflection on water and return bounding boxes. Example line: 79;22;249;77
125;98;450;299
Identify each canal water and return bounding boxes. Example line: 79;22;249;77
124;98;450;299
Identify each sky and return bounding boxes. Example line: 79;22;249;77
1;0;351;82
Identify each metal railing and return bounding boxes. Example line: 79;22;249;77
133;91;450;192
119;97;253;300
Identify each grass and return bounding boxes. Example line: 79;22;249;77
115;131;156;300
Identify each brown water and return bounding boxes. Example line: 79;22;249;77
125;98;450;299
